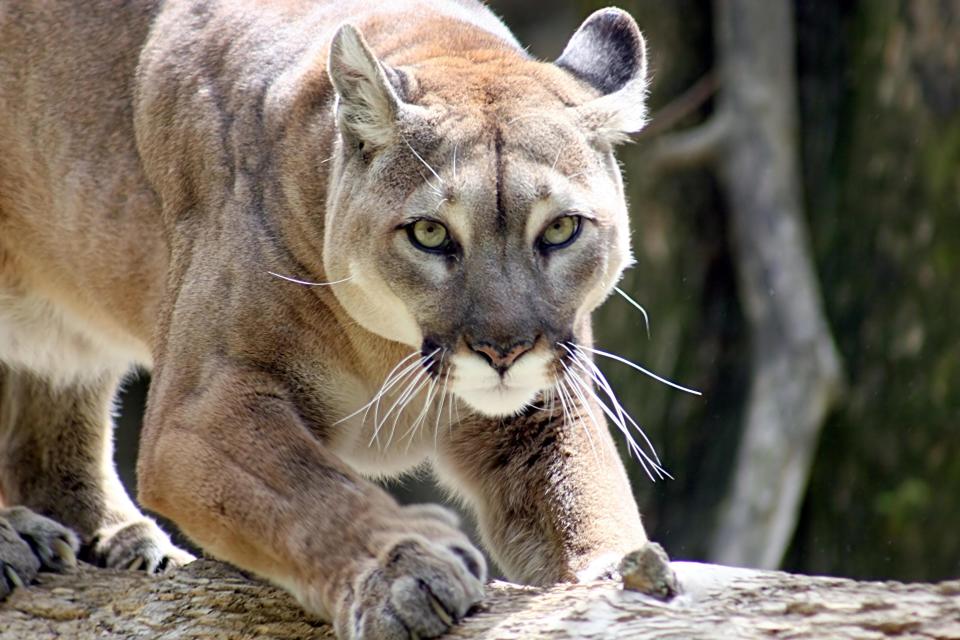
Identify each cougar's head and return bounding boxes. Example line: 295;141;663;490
322;9;649;417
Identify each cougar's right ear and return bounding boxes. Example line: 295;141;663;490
328;24;406;149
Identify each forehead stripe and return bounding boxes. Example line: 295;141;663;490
494;127;507;232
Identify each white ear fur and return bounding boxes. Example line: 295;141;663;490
556;8;650;142
327;24;401;148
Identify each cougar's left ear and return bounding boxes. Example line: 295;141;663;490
556;8;649;143
328;24;407;149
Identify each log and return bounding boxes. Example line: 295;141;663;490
2;559;959;639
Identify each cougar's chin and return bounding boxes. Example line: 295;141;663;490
449;351;553;417
455;385;542;417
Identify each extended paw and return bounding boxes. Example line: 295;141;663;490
336;510;486;640
0;507;80;599
619;542;680;601
89;519;194;573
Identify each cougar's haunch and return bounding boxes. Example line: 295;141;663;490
1;1;653;637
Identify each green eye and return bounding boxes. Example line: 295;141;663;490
539;215;581;249
408;219;451;252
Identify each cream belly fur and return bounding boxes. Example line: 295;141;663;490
0;286;150;385
0;1;663;638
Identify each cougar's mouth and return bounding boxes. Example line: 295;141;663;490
447;348;553;417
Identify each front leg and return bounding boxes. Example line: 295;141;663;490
139;367;484;639
435;396;648;584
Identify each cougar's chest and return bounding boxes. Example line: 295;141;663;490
323;367;457;479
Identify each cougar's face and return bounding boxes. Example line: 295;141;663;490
326;113;631;417
322;17;647;417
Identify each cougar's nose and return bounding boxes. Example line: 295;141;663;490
469;339;535;374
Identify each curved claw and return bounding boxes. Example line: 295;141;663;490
50;538;78;572
3;565;25;589
126;556;145;571
428;591;455;626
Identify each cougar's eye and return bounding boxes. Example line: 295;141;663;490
407;219;452;253
538;215;581;250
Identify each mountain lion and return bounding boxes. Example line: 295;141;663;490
0;0;664;637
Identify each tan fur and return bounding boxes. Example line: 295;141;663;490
1;1;651;636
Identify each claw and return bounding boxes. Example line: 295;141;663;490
428;592;454;626
51;538;77;571
126;556;145;571
4;565;25;589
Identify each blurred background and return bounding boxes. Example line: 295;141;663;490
116;0;959;583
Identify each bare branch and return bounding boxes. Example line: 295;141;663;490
645;110;731;172
638;71;719;139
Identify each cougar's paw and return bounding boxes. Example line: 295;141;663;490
619;542;680;601
90;519;194;573
2;507;80;574
1;507;79;598
0;518;39;599
338;535;486;640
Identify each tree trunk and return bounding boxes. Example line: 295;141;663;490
706;0;843;569
2;560;959;639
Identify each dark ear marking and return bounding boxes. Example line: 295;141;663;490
556;8;646;96
557;8;650;138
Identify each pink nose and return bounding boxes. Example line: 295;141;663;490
469;340;535;373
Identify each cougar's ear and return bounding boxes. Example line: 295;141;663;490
328;24;405;148
556;8;649;142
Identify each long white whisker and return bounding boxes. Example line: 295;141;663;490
562;343;638;461
569;345;662;461
385;369;432;449
366;353;427;435
370;349;439;447
452;389;462;426
403;137;444;185
564;361;661;480
268;272;354;287
447;386;455;433
404;367;440;451
558;363;600;456
539;388;555;415
568;345;670;477
434;360;450;449
378;348;439;448
452;142;459;182
613;286;651;338
578;344;702;396
337;351;420;428
567;360;668;480
378;369;428;449
554;379;572;439
551;144;567;171
369;363;424;448
558;370;599;463
554;379;580;444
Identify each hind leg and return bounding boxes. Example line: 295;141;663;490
0;365;192;588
